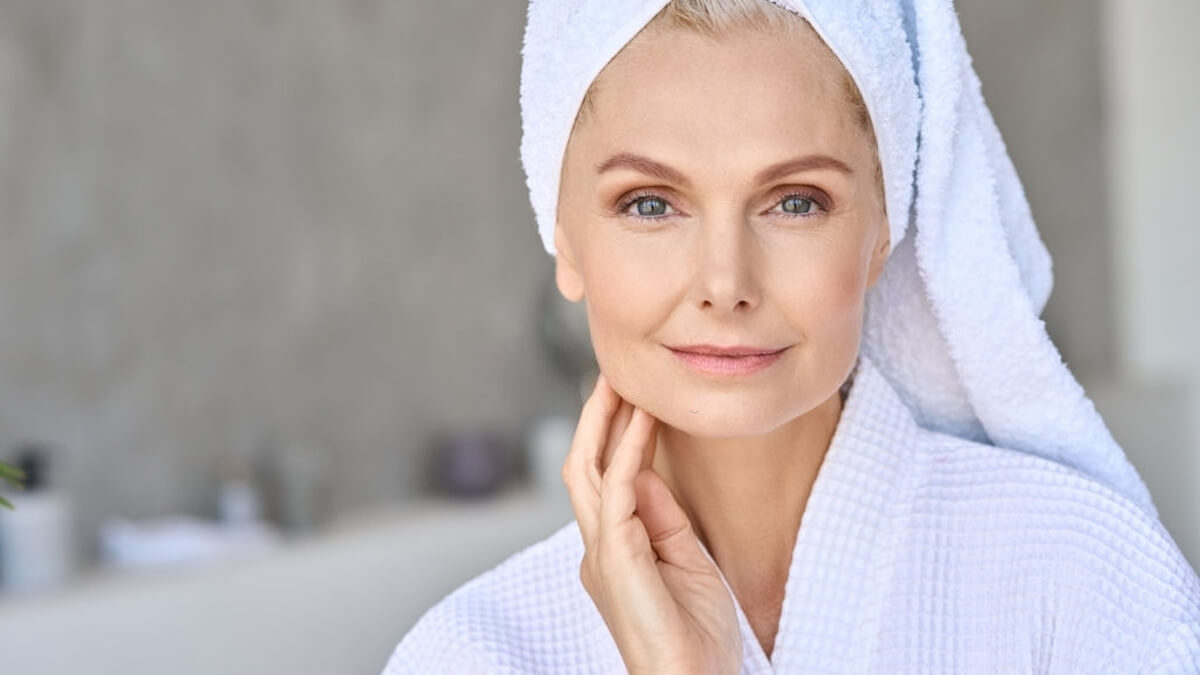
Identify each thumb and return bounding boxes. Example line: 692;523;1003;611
634;469;708;571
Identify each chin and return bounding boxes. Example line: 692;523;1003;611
598;345;848;438
643;388;823;439
658;411;785;438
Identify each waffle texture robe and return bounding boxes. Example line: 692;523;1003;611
383;355;1200;673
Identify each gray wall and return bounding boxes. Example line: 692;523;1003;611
957;0;1114;374
0;1;574;563
1;1;1194;568
1099;0;1200;565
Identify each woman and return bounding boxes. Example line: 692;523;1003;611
385;0;1200;672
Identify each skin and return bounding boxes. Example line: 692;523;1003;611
556;19;890;671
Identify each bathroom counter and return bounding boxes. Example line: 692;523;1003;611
0;488;574;675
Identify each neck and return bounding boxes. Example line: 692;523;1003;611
650;390;843;583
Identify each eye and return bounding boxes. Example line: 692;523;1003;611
619;194;675;219
779;195;816;215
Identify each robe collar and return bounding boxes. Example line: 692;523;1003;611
697;354;924;673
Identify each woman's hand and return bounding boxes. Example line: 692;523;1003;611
562;373;742;675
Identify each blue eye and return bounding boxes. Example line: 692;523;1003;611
624;196;671;218
780;195;816;215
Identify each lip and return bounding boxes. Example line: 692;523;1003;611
667;344;789;377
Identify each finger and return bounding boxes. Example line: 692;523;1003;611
563;373;620;542
634;469;710;572
599;408;658;529
577;374;621;489
563;458;600;546
639;420;659;473
600;399;635;474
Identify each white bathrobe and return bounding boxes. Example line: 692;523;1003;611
383;355;1200;673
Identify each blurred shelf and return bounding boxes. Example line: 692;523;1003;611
0;486;574;675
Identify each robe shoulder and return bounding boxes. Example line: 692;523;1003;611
381;520;619;674
909;427;1200;667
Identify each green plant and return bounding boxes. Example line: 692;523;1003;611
0;461;25;509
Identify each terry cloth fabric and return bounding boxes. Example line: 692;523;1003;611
382;355;1200;673
518;0;1159;518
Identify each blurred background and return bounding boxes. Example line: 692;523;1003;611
0;1;1196;673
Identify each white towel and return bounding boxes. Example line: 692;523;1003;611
519;0;1158;517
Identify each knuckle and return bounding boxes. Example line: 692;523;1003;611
578;560;594;592
563;459;587;487
599;463;617;489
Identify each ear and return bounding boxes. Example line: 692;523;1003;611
554;223;585;302
865;218;890;289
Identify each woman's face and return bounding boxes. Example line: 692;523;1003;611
555;21;889;438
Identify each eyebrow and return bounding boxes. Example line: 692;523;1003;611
595;152;853;186
595;153;692;187
755;154;854;183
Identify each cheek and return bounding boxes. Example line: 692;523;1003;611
829;265;869;351
578;243;680;394
775;239;870;347
584;293;637;370
833;259;869;311
784;239;868;305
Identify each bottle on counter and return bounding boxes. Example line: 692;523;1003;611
216;454;262;529
527;415;575;500
0;443;74;594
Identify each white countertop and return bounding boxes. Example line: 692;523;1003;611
0;487;574;675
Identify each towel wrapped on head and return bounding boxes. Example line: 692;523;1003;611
519;0;1157;516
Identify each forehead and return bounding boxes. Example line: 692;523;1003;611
576;23;862;163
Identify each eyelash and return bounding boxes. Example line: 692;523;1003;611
615;189;830;222
615;191;675;221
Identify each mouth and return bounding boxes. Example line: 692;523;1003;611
666;344;789;377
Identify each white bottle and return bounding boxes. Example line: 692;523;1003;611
527;415;576;500
0;445;74;594
217;455;261;529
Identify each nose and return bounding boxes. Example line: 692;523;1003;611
690;210;761;314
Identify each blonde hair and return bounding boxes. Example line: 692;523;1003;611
575;0;881;192
652;0;805;34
